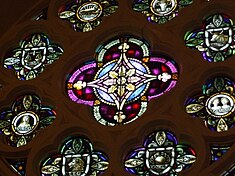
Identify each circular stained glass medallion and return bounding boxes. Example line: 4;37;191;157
12;111;39;135
206;92;235;118
150;0;177;16
76;2;102;22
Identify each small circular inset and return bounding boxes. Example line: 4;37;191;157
12;111;39;135
150;0;177;16
76;2;102;22
206;92;235;118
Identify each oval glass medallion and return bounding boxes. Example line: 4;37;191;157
206;93;235;118
12;111;39;135
76;2;102;22
150;0;177;16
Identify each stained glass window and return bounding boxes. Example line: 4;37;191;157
185;13;235;62
58;0;118;32
3;33;63;80
7;158;27;176
185;76;235;132
66;35;179;126
133;0;193;24
0;94;56;147
210;145;231;163
124;130;196;175
40;136;108;176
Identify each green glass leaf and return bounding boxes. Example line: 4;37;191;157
58;11;75;19
23;95;33;110
40;116;55;125
4;57;21;66
72;139;83;153
179;0;193;6
26;71;37;80
186;104;204;113
133;4;149;11
214;52;224;62
158;17;168;24
17;136;27;147
214;77;225;92
41;165;60;174
32;34;41;46
0;120;10;129
103;6;118;15
91;161;109;170
125;158;143;168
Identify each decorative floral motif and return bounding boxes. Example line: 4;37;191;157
3;33;63;80
40;137;108;176
185;76;235;132
185;13;235;62
58;0;118;32
133;0;193;24
66;35;179;126
0;94;56;147
124;130;196;175
210;145;231;163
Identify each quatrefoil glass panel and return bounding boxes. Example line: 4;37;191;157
0;94;56;147
58;0;118;32
185;13;235;62
3;33;63;80
133;0;193;24
185;76;235;132
40;136;108;176
124;130;196;175
66;35;179;126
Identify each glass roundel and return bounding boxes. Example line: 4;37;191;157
66;35;179;126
